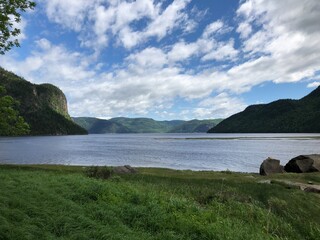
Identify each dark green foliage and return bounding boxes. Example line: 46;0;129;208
110;117;176;133
0;0;36;54
209;86;320;133
85;166;112;179
98;120;132;133
0;67;87;135
73;117;223;134
23;107;87;135
0;85;29;135
0;165;319;239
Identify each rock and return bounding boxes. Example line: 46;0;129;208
259;157;285;175
303;187;320;194
113;165;137;174
124;165;137;173
284;154;320;173
265;179;320;194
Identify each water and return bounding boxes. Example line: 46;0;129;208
0;133;319;172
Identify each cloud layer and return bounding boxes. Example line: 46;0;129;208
1;0;320;119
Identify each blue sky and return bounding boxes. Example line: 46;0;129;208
1;0;320;120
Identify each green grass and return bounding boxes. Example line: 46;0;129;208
0;165;319;239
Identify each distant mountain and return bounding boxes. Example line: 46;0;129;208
73;117;223;134
0;67;87;135
208;86;320;133
169;119;223;133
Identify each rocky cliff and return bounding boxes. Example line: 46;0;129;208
0;67;87;135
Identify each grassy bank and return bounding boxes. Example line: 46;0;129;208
0;165;319;239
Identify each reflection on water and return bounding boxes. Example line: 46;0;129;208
0;133;319;172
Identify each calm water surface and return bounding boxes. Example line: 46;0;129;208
0;133;320;172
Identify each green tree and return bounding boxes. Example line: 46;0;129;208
0;85;30;135
0;0;36;54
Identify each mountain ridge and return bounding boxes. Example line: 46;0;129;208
208;86;320;133
73;117;223;134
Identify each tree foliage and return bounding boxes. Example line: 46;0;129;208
0;85;30;136
73;117;223;134
0;0;36;54
209;86;320;133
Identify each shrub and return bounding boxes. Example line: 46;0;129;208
84;166;112;179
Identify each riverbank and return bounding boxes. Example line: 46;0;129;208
0;164;319;239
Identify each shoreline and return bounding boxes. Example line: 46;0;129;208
1;163;319;182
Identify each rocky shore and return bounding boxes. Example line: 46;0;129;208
259;154;320;193
260;154;320;175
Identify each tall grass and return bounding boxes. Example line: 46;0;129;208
0;166;319;239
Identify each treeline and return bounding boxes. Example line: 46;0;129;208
209;86;320;133
73;117;223;134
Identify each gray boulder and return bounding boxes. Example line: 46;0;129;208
259;157;285;175
284;155;320;173
304;187;320;193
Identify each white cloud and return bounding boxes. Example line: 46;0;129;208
307;81;320;88
111;0;157;32
90;5;114;47
193;93;247;119
202;40;238;61
143;0;190;39
36;38;51;50
168;41;199;62
232;0;320;89
3;0;320;120
42;0;191;50
202;20;224;38
126;47;168;69
1;38;219;118
0;38;96;87
167;20;237;64
117;27;143;49
236;22;252;39
45;0;94;31
89;0;158;49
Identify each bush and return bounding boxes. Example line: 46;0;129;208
85;166;112;179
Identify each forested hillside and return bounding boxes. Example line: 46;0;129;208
0;67;87;135
209;86;320;133
73;117;222;134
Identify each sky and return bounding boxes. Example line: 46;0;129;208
1;0;320;120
